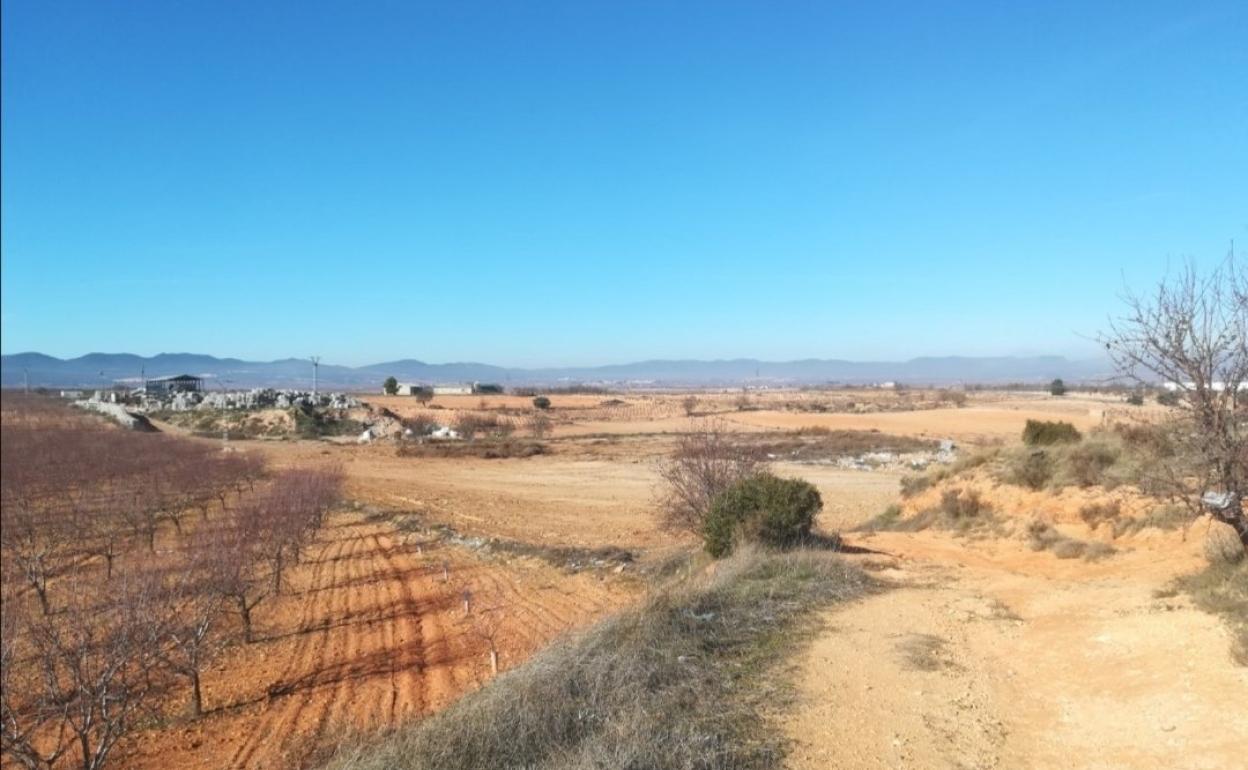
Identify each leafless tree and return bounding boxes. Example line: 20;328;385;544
528;413;552;439
1100;257;1248;542
211;512;269;644
681;395;698;417
156;540;229;718
18;572;167;770
656;419;764;532
1;574;71;770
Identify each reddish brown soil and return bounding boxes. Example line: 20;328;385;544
120;514;627;770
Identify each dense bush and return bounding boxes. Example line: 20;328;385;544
1022;419;1082;446
1156;390;1181;407
532;396;551;410
703;473;821;557
383;376;398;395
1049;378;1067;396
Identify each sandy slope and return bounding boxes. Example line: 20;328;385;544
785;532;1247;770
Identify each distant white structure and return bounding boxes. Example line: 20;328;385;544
432;383;473;396
394;383;429;396
59;389;84;399
1163;381;1248;392
430;426;461;439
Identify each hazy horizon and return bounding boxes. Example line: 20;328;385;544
3;2;1246;366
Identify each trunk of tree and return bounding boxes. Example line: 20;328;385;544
1222;498;1248;543
271;553;284;594
238;599;254;643
104;551;115;580
489;648;498;675
33;580;50;616
189;669;203;718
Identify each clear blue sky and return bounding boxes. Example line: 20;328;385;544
2;1;1245;367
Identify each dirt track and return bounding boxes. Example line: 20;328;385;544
124;514;626;770
786;531;1248;770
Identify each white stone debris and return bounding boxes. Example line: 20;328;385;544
136;388;361;413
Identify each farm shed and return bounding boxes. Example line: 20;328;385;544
144;374;204;395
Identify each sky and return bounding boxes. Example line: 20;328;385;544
2;1;1246;367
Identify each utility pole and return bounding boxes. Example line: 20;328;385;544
23;368;30;393
310;356;321;400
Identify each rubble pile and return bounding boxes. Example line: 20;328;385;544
141;389;360;412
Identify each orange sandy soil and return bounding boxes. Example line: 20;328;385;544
787;529;1246;770
366;389;1144;445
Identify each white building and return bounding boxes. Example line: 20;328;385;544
394;383;430;396
432;383;473;395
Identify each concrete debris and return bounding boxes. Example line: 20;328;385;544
73;400;157;431
137;388;361;413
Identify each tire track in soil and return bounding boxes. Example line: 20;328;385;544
371;531;429;723
222;527;342;768
207;517;621;770
226;523;360;769
312;530;420;740
286;521;370;763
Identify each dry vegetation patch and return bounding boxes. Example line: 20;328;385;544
396;439;547;459
1171;561;1248;665
749;428;938;463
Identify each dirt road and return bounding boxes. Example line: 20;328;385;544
785;532;1247;770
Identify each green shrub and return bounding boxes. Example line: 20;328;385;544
1049;378;1067;396
532;396;551;410
1022;419;1082;446
1157;390;1181;407
383;376;399;395
704;473;822;557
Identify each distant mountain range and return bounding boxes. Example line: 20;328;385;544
0;352;1116;390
